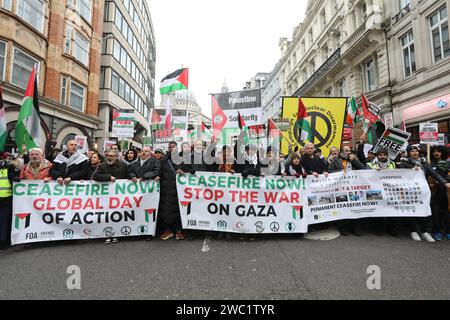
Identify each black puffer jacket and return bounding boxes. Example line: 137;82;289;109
128;157;161;180
49;151;89;180
93;161;129;181
158;153;182;229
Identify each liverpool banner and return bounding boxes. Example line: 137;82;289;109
177;172;308;234
304;169;431;224
11;180;160;245
281;97;347;157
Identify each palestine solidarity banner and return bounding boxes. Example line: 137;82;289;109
281;97;347;157
11;180;160;245
304;169;431;225
211;89;262;143
177;172;308;234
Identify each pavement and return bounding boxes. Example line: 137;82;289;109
1;231;450;300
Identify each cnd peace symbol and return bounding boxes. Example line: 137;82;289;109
294;111;332;148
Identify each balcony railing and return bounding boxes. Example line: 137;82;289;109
392;3;411;24
293;48;341;96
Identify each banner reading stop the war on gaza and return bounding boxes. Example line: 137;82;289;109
11;180;160;245
176;172;308;234
281;97;347;157
303;169;431;225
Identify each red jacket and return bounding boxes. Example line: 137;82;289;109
20;160;53;180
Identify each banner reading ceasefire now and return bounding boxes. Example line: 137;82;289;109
11;180;160;245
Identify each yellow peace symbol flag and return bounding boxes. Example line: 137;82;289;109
281;97;347;157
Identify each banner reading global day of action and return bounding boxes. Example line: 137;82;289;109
281;97;347;157
11;180;160;245
177;172;308;234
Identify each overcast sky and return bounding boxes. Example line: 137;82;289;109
148;0;307;117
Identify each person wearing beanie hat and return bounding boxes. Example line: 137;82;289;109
367;149;400;236
400;145;450;242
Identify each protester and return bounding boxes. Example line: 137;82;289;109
153;148;164;162
219;145;235;174
87;151;104;180
367;149;401;236
314;148;328;169
234;144;261;178
124;149;138;164
0;153;17;251
429;146;450;241
50;140;89;184
159;141;185;241
94;149;129;182
128;147;161;182
302;143;328;177
284;153;307;178
19;148;52;181
327;146;340;166
328;145;366;236
261;146;283;176
399;145;450;242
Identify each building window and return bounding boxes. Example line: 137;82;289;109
70;80;86;111
17;0;45;33
68;0;92;23
365;58;377;91
60;76;86;111
64;26;73;54
430;6;449;63
2;0;12;10
337;80;346;97
401;31;416;77
74;33;89;66
61;77;68;105
0;41;5;81
11;48;39;89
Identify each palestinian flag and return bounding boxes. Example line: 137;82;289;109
346;97;360;126
15;67;41;152
238;111;249;145
295;98;312;143
267;119;280;138
15;213;31;230
200;122;212;141
211;95;227;140
361;93;380;125
292;206;304;220
160;68;189;95
363;120;376;145
144;209;156;223
0;86;7;152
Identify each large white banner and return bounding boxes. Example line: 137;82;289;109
11;180;160;245
304;169;431;224
176;172;309;234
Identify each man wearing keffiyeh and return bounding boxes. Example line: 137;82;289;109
50;140;89;185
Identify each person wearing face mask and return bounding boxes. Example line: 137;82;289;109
400;145;450;242
328;145;366;236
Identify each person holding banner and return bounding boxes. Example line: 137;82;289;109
93;149;129;182
429;146;450;241
128;147;161;182
399;145;450;242
0;154;17;251
124;149;138;165
367;149;401;236
19;148;52;182
302;143;328;177
283;153;307;178
87;151;104;180
260;146;283;176
329;146;366;236
50;140;89;185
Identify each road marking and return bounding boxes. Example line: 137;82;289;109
201;237;210;252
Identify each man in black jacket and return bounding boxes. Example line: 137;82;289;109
128;147;161;182
93;149;128;182
50;140;89;184
301;143;328;177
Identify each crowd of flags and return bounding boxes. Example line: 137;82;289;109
0;65;410;154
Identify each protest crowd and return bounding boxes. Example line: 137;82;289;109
1;133;449;251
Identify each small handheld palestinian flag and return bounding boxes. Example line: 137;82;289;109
296;98;313;143
160;68;189;95
238;111;249;145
